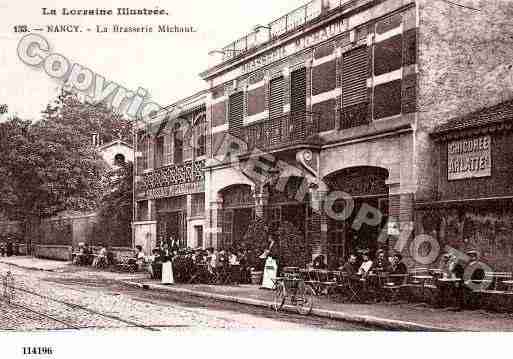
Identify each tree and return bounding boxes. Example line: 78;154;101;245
96;161;133;247
0;91;132;220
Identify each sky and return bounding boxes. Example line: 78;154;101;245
0;0;306;121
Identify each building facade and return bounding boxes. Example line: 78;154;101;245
133;91;207;254
419;100;513;270
133;0;513;268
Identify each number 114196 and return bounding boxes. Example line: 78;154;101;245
23;347;53;355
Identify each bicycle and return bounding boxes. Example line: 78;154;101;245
272;272;315;315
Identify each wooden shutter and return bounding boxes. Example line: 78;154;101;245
290;68;307;140
341;46;369;129
291;67;307;115
269;76;284;119
342;46;368;107
228;91;244;137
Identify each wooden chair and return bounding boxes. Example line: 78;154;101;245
303;269;322;295
382;274;409;303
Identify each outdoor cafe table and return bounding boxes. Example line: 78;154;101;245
412;275;435;301
502;280;513;292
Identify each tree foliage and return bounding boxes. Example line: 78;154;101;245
0;91;132;221
96;161;133;247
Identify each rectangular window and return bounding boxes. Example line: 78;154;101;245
173;130;183;164
269;76;285;119
138;134;149;173
137;201;148;221
247;86;266;116
312;60;336;96
154;136;164;168
373;80;402;119
195;134;206;157
374;35;403;77
191;193;205;217
195;226;204;248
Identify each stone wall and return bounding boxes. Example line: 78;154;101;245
34;245;72;261
416;0;513;200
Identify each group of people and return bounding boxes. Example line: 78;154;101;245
310;249;408;280
0;241;19;257
73;243;144;270
146;240;255;285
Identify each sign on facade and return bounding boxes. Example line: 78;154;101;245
448;135;491;181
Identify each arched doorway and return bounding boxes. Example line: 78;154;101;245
219;184;254;250
267;176;309;233
324;166;389;267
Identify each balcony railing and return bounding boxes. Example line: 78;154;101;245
218;0;358;63
139;160;205;191
238;112;321;153
221;0;324;62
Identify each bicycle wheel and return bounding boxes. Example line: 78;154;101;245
273;282;286;311
296;282;315;315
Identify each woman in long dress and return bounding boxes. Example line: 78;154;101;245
161;248;174;285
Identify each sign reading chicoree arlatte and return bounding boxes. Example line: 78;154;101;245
447;135;491;181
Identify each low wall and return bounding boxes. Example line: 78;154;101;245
88;246;135;260
34;245;72;261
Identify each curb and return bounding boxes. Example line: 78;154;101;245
122;281;449;332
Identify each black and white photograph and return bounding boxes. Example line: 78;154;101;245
1;0;513;357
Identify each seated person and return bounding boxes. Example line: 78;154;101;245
438;253;453;279
92;245;109;268
357;252;373;278
312;255;327;270
135;245;146;271
389;253;407;275
374;249;389;273
339;254;359;276
73;243;90;265
148;248;163;279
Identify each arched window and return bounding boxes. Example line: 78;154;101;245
114;153;126;166
194;112;207;157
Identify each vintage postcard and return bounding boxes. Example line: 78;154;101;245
1;0;513;356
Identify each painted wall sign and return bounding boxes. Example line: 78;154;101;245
240;19;346;74
448;135;491;180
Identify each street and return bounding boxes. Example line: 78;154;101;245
0;263;376;332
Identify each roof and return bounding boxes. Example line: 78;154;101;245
97;139;133;150
433;99;513;136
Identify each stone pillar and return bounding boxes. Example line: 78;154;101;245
254;185;269;219
387;183;415;264
309;189;328;264
186;194;193;247
148;199;156;221
207;197;223;249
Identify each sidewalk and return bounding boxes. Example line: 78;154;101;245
0;255;147;281
123;279;513;332
0;256;71;272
